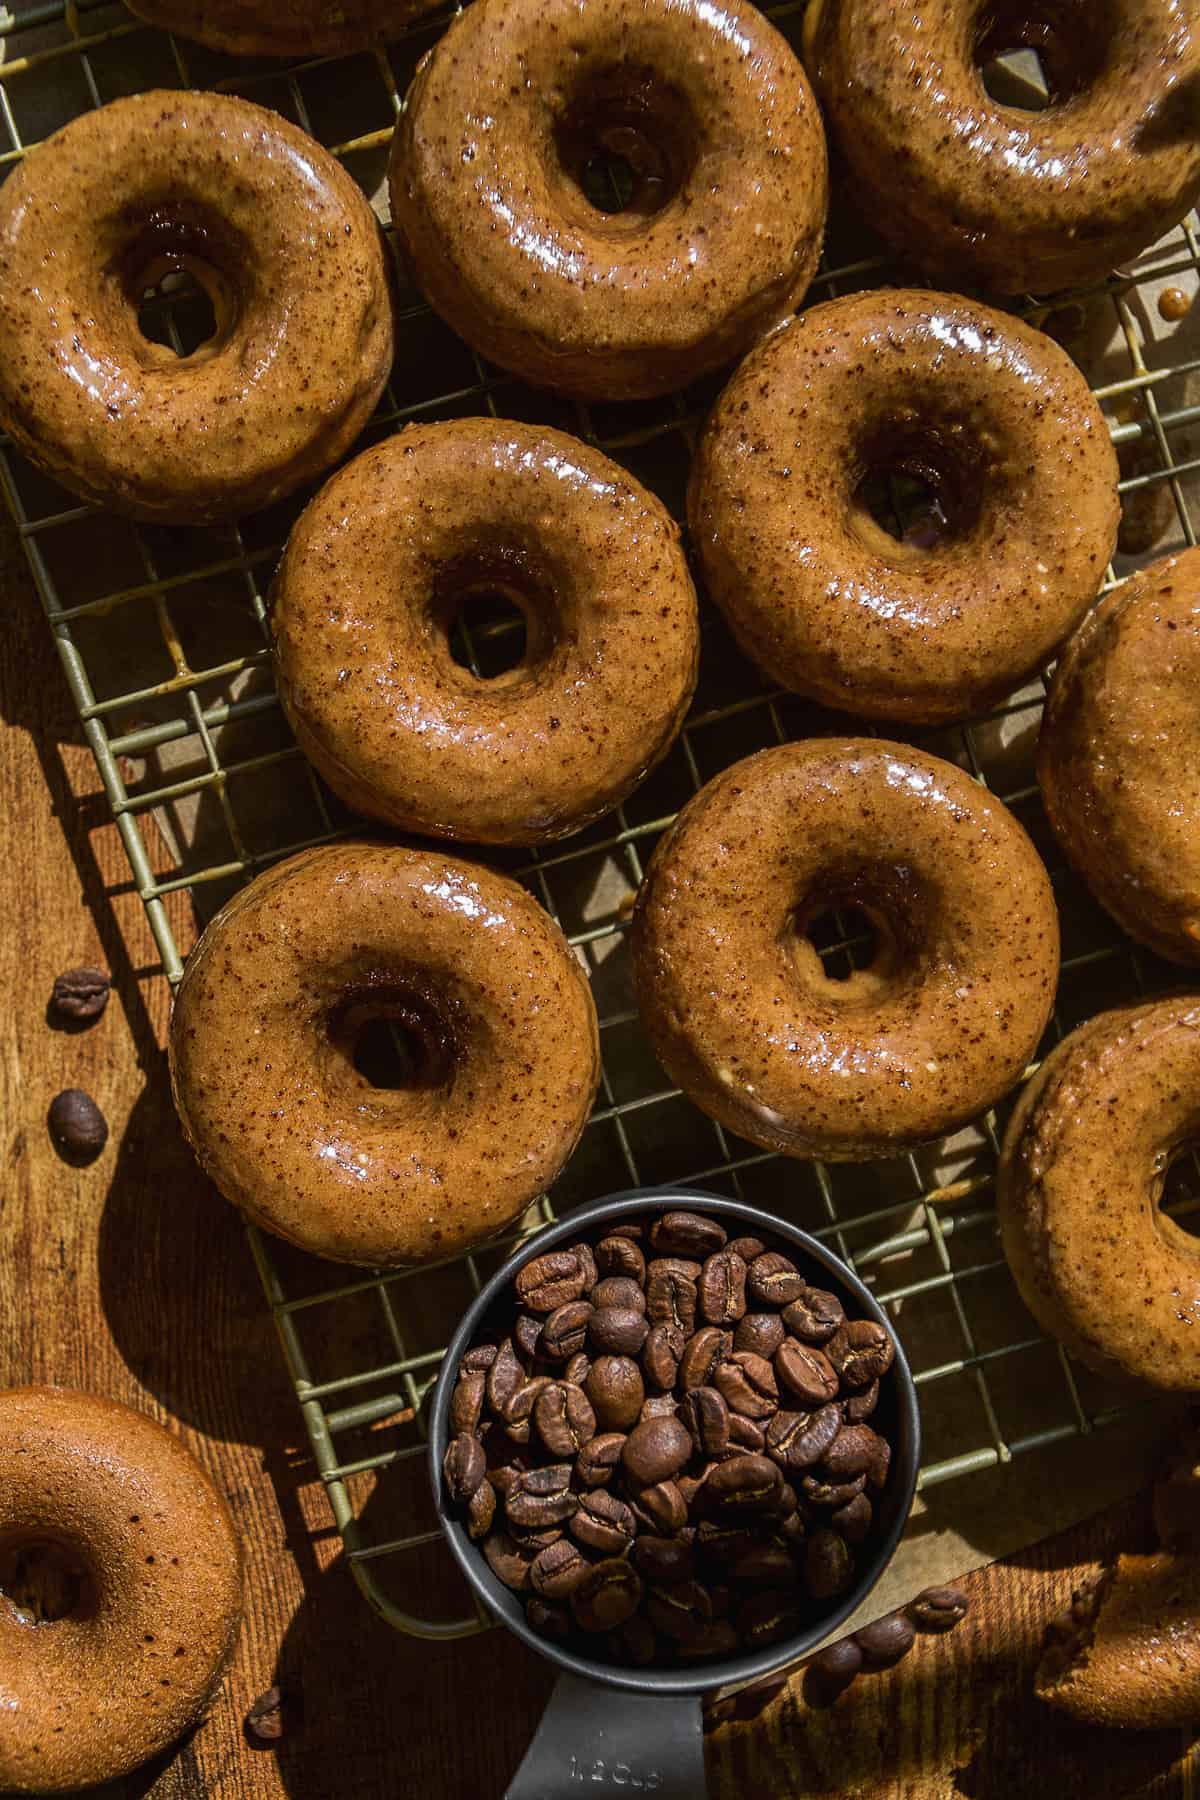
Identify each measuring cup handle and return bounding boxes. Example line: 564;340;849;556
505;1672;707;1800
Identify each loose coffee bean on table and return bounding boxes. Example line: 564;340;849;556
47;1088;108;1164
907;1584;970;1632
49;965;110;1023
443;1206;902;1668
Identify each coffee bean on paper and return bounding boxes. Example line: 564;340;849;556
47;1089;108;1164
50;966;110;1023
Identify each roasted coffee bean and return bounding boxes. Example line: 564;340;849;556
591;1275;646;1313
467;1479;496;1541
698;1250;748;1326
483;1530;534;1591
605;1219;646;1240
539;1299;594;1361
571;1491;637;1556
778;1508;808;1547
586;1355;644;1431
513;1313;542;1360
680;1386;731;1459
831;1492;872;1545
679;1620;740;1658
714;1352;778;1420
824;1425;885;1481
622;1415;693;1485
504;1378;552;1444
244;1685;294;1745
728;1235;767;1263
649;1210;727;1259
766;1404;842;1472
866;1435;891;1495
775;1339;839;1406
646;1263;699;1335
530;1537;591;1599
588;1307;649;1357
726;1413;767;1455
449;1371;486;1438
639;1394;679;1421
737;1588;801;1649
635;1534;695;1583
50;965;111;1024
535;1382;596;1457
509;1518;564;1555
575;1433;626;1488
487;1339;525;1417
801;1470;867;1509
460;1344;498;1374
647;1578;713;1641
734;1312;785;1359
805;1528;853;1601
488;1461;524;1499
572;1559;643;1632
844;1380;879;1423
907;1585;970;1632
569;1242;599;1290
48;1089;107;1163
527;1597;572;1640
642;1322;685;1390
782;1289;845;1346
805;1636;863;1705
729;1543;795;1586
443;1433;487;1502
696;1521;763;1564
679;1326;732;1391
631;1480;688;1536
773;1481;799;1519
746;1251;805;1306
506;1464;577;1528
564;1352;591;1387
827;1318;895;1389
595;1234;646;1282
855;1611;915;1668
701;1454;784;1516
516;1249;590;1313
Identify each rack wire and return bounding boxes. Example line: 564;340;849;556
3;0;1199;1639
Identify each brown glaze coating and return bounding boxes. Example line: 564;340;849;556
126;0;436;57
0;1386;242;1794
168;842;600;1266
388;0;828;401
272;420;699;845
804;0;1200;296
688;290;1119;724
1037;1553;1200;1728
0;92;393;525
631;740;1059;1160
997;997;1200;1390
1039;549;1200;965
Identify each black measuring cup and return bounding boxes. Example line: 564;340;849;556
429;1188;921;1798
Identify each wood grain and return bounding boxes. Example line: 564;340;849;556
1;504;1195;1800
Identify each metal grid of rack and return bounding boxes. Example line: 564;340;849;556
3;0;1199;1638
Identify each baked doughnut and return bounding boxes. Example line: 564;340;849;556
997;997;1200;1390
388;0;828;401
631;740;1058;1159
0;1386;242;1794
0;92;393;524
688;290;1120;723
125;0;433;58
1038;548;1200;965
272;420;699;844
1037;1553;1200;1729
803;0;1200;295
169;842;600;1266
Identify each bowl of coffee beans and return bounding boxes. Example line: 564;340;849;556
431;1189;919;1796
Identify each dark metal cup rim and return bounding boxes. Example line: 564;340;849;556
428;1186;921;1697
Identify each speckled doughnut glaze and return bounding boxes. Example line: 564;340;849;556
169;842;600;1267
388;0;828;401
126;0;436;57
803;0;1200;295
271;420;699;845
0;92;393;524
688;290;1120;724
0;1386;242;1794
1039;549;1200;965
998;997;1200;1390
631;740;1059;1160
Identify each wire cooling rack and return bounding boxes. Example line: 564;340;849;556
3;0;1200;1638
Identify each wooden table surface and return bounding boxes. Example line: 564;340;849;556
2;507;1196;1800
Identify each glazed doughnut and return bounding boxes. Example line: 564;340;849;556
0;1386;242;1794
169;842;600;1266
998;997;1200;1390
272;420;699;844
803;0;1200;295
125;0;434;57
1037;1552;1200;1729
1038;548;1200;965
631;740;1058;1160
688;290;1120;724
389;0;828;401
0;92;393;524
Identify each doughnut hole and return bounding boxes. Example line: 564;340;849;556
973;0;1114;111
1157;1143;1200;1246
849;422;987;561
552;64;699;225
789;867;929;1007
431;545;561;690
326;983;462;1096
138;267;219;359
115;203;246;370
0;1536;96;1626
